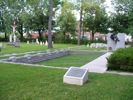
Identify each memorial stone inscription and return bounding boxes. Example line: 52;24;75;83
66;68;87;78
63;67;88;85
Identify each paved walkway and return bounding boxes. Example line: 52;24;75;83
81;52;112;73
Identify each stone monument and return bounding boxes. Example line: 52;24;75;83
11;21;17;43
9;34;12;42
27;41;29;44
0;43;2;51
8;21;17;46
107;33;125;51
40;41;42;45
36;38;39;44
13;34;17;42
63;67;88;85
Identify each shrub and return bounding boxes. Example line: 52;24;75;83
71;38;77;44
23;38;36;42
80;39;88;45
107;47;133;72
0;37;8;42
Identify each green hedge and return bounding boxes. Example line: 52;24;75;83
54;38;107;45
107;47;133;72
0;37;8;42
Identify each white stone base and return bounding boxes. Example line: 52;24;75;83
63;67;88;85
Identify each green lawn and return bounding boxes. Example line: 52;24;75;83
0;42;106;55
37;53;103;67
0;42;48;55
0;63;133;100
1;43;132;100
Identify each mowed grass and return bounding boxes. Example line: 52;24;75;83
0;42;106;55
0;42;47;55
0;63;133;100
37;53;103;67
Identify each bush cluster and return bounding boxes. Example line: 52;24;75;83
0;37;8;42
107;47;133;72
23;37;47;43
54;38;106;45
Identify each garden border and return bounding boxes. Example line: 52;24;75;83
1;50;106;64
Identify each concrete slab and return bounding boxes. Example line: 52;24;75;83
81;52;112;73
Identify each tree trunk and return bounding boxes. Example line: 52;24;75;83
63;31;66;39
20;33;23;41
78;2;83;45
38;29;42;41
18;23;24;41
82;31;84;37
92;31;95;41
18;31;23;42
3;22;7;41
48;0;53;48
4;32;7;40
63;31;66;43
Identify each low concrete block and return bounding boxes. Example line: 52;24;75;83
63;67;88;85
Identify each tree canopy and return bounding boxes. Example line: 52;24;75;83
110;0;133;35
58;0;77;41
0;0;133;43
83;0;108;40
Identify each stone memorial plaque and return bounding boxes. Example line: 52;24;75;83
63;67;88;85
66;68;86;78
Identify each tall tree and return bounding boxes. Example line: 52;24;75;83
0;0;29;41
58;0;77;41
77;0;84;45
75;0;106;43
0;11;5;35
110;0;133;35
27;0;49;41
48;0;53;48
74;0;88;44
83;1;108;40
0;0;13;40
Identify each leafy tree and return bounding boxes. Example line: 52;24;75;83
0;0;61;43
26;0;49;41
74;0;106;43
83;1;108;40
0;0;13;39
58;0;77;42
27;0;61;44
0;11;5;33
0;0;27;41
110;0;133;35
75;0;84;45
109;13;128;33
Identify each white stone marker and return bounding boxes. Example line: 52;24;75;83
11;21;17;43
27;41;29;44
13;34;17;42
63;67;88;85
36;38;39;44
9;35;12;42
0;43;2;50
40;41;42;45
87;44;89;48
45;41;48;46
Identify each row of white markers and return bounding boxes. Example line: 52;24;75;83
87;43;107;48
27;41;106;48
27;40;54;46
